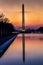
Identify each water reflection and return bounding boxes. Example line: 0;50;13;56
0;34;43;65
0;35;17;57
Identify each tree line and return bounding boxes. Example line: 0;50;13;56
0;13;15;37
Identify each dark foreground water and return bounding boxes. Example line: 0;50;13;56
0;34;43;65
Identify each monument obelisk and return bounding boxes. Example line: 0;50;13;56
22;4;25;62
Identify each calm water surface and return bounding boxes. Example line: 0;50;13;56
0;34;43;65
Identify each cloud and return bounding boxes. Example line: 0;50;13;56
0;0;22;6
24;0;43;6
0;0;22;10
0;0;43;9
0;0;43;5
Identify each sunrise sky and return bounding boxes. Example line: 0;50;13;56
0;0;43;27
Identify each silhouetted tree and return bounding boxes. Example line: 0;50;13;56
0;13;15;37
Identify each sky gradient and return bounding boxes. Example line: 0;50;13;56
0;0;43;27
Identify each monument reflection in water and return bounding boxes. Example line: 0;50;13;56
0;34;43;65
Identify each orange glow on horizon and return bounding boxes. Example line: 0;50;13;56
0;5;43;27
